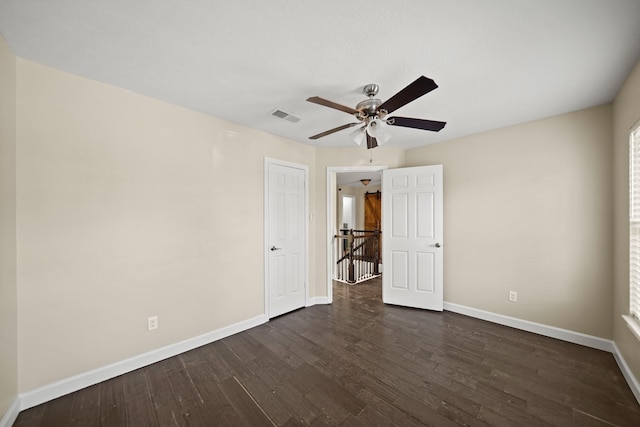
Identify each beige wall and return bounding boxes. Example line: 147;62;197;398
0;36;18;418
405;105;614;338
613;59;640;380
15;59;316;391
9;54;407;396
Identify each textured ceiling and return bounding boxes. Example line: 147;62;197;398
1;0;640;149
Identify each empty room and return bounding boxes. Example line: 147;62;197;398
2;1;640;426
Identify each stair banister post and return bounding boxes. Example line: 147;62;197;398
348;229;355;283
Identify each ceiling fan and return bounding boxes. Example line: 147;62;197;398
307;76;446;149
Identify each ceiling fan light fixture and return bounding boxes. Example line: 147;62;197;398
350;126;366;146
367;118;391;145
375;131;390;146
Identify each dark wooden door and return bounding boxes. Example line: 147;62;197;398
364;191;381;230
364;191;381;260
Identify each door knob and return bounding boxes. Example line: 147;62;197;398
434;243;441;248
270;246;282;251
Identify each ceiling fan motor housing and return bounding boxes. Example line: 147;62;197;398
355;98;383;119
355;84;385;120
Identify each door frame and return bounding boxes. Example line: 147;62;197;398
264;157;309;318
326;165;388;303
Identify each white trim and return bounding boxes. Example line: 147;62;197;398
306;296;331;306
444;302;614;352
623;315;640;342
18;314;267;411
0;397;20;427
612;342;640;403
326;166;388;304
264;158;310;319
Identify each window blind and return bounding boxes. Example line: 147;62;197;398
630;124;640;320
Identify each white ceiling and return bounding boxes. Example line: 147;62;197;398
1;0;639;149
337;172;382;188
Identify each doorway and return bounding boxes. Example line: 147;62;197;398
326;164;444;311
326;166;386;302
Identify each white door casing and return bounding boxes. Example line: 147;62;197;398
265;159;308;318
326;166;388;303
382;165;443;310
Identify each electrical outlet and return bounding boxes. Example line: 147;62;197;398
509;291;518;302
148;316;158;331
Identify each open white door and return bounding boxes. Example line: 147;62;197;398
382;165;443;310
266;161;307;318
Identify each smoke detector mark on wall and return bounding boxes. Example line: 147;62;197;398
270;109;301;123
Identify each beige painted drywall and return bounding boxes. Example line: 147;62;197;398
405;105;613;338
15;58;316;391
12;54;406;395
0;36;18;419
613;58;640;381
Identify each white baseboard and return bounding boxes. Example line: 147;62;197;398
444;302;615;351
18;314;268;411
307;296;331;306
444;302;640;404
612;342;640;403
0;397;20;427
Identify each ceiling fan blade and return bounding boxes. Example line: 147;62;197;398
309;122;360;140
306;96;359;115
366;134;378;149
387;116;446;132
378;76;438;114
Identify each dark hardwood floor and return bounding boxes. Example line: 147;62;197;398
14;277;640;426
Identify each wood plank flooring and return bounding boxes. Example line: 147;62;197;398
14;277;640;426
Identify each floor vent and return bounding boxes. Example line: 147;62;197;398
270;109;301;123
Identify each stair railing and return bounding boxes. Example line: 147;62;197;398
335;229;380;284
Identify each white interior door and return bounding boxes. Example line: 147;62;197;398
267;162;307;318
382;165;443;310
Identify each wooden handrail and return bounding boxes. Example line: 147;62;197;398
335;235;377;240
335;228;380;283
335;229;380;239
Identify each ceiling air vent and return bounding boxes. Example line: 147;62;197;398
270;109;301;123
